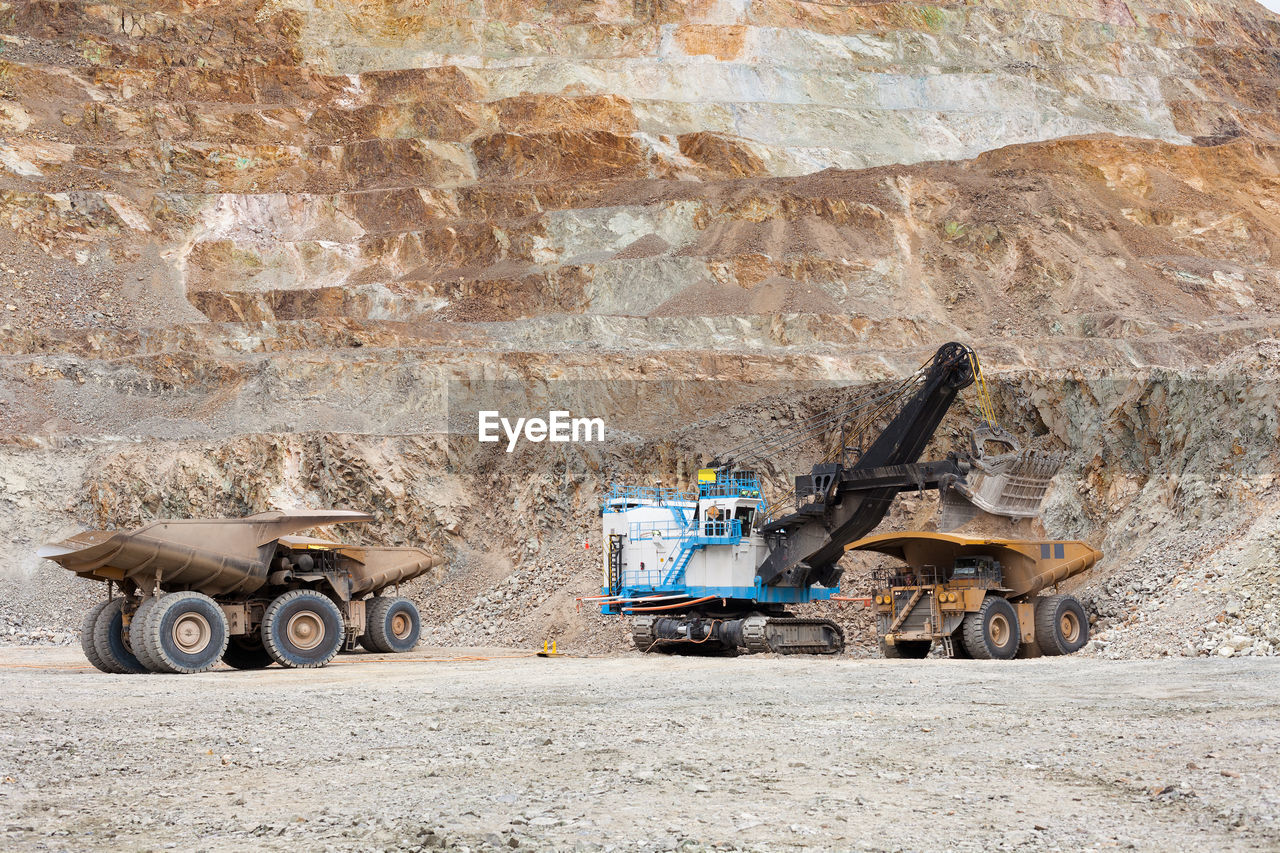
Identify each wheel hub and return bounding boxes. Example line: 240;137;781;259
173;612;212;655
286;611;325;651
391;612;411;640
1059;611;1080;643
989;613;1009;646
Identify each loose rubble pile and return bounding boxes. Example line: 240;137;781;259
1;617;74;646
1086;509;1280;659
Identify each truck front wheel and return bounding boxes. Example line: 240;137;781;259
1034;594;1089;656
92;597;149;674
79;600;113;672
961;597;1020;660
262;590;344;668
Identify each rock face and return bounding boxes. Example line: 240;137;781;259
1;0;1279;654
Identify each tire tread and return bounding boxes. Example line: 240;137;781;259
144;592;229;674
93;598;148;674
79;600;112;673
262;590;344;669
1034;593;1089;656
131;596;163;672
366;596;421;654
961;596;1020;660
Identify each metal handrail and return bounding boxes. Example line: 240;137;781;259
628;518;743;542
604;484;697;511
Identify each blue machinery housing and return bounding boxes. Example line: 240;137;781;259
601;474;837;614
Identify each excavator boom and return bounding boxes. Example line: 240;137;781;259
755;342;978;588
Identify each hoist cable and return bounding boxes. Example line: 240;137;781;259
967;350;998;427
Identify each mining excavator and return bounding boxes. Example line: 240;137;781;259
41;510;441;674
596;342;1097;658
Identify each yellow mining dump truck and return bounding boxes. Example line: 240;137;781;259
848;532;1102;660
40;510;442;674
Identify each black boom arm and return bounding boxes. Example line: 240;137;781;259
755;342;976;588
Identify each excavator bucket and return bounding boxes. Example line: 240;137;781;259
939;426;1065;530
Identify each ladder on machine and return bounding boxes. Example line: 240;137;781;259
607;533;623;595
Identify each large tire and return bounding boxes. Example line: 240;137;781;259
142;592;229;674
92;598;148;674
1034;594;1089;656
364;596;421;654
130;596;164;672
221;633;275;670
961;596;1020;660
262;590;344;668
79;600;112;672
881;639;931;659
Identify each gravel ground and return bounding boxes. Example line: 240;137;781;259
1;649;1278;852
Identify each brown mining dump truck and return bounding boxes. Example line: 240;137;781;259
850;532;1102;660
39;510;442;674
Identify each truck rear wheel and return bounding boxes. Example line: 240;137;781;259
142;592;230;674
92;598;149;674
1034;594;1089;656
961;597;1020;660
79;600;112;672
881;639;931;658
364;596;420;653
222;634;275;670
262;590;344;668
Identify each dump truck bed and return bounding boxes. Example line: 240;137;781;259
39;510;441;597
847;531;1102;599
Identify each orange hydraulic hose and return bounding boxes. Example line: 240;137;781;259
623;595;719;613
641;618;723;653
575;593;691;611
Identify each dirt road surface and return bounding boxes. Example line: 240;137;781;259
1;647;1277;852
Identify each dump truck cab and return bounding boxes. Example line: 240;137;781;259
948;555;1002;586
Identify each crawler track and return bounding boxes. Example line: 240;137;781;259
746;617;846;655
